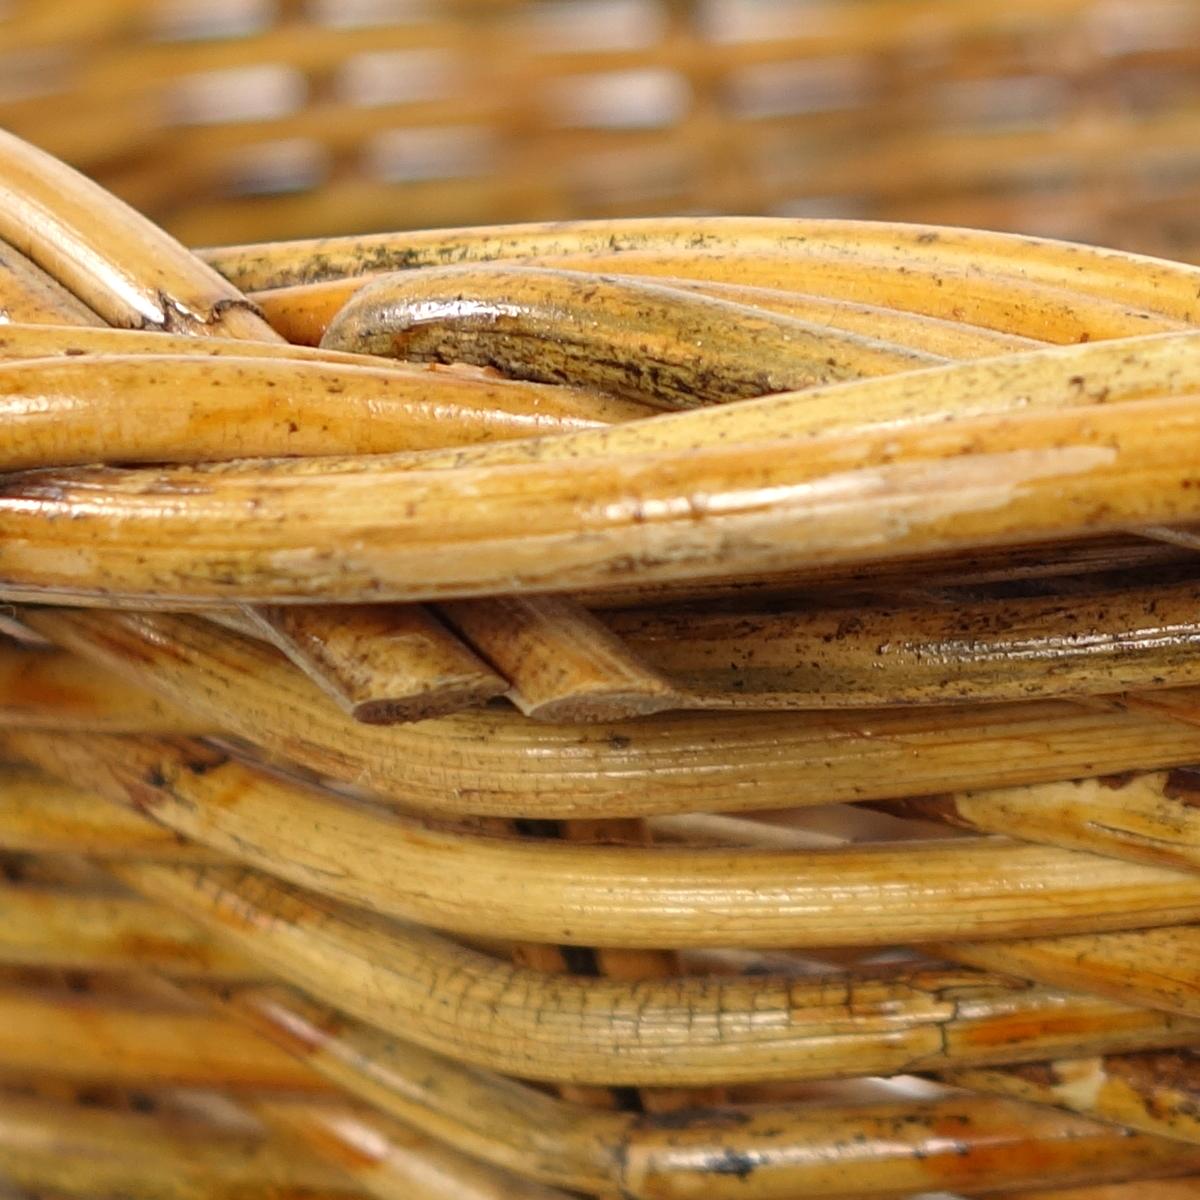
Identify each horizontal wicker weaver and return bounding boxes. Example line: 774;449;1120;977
3;128;1200;1198
3;0;1200;258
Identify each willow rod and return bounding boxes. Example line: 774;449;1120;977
26;607;1200;818
319;265;941;408
254;272;1039;357
200;217;1200;341
100;859;1200;1087
8;387;1200;606
14;726;1200;951
0;353;640;471
255;273;1041;357
603;579;1200;709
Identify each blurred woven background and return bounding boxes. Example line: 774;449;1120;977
2;0;1199;253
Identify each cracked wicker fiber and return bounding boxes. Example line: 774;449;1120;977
3;126;1200;1200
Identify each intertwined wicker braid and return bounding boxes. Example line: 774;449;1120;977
4;0;1200;259
4;127;1200;1198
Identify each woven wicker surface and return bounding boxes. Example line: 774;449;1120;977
3;0;1200;258
4;128;1200;1198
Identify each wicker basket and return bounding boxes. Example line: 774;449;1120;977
4;0;1200;1185
4;0;1200;259
5;114;1200;1198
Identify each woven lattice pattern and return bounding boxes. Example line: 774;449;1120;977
3;128;1200;1198
3;0;1200;255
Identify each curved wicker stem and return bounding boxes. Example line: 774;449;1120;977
0;128;279;339
319;265;940;408
14;728;1200;950
604;580;1200;709
0;240;101;325
0;260;679;735
1;148;1199;1198
10;391;1200;604
0;763;219;859
123;330;1200;478
24;609;1200;817
255;274;1041;357
95;859;1200;1087
0;353;634;472
615;1097;1200;1200
0;319;535;368
256;273;1039;357
3;969;1194;1200
201;217;1200;339
0;140;519;729
119;982;1200;1199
